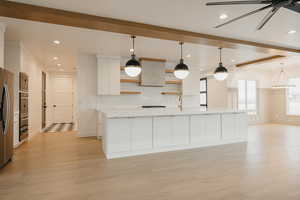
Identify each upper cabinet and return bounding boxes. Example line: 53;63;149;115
97;55;121;95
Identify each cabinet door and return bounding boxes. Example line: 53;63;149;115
172;116;189;145
106;118;130;153
205;114;221;141
190;115;206;144
221;114;237;140
153;117;172;148
131;117;153;150
97;56;120;95
236;113;248;140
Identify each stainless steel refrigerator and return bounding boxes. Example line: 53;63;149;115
0;68;14;168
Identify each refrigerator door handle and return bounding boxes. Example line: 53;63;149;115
4;84;10;136
1;84;10;136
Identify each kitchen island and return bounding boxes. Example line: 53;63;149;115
101;108;247;159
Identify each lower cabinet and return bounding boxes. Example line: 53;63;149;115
131;117;153;150
106;118;131;153
153;116;189;148
190;114;221;144
221;113;248;141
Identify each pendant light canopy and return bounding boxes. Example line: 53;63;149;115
272;64;295;89
174;42;189;80
214;47;228;81
125;36;142;77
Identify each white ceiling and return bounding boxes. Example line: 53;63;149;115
1;0;300;72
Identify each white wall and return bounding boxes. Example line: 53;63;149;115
77;53;98;137
5;41;47;147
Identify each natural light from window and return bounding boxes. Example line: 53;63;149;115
287;78;300;115
238;80;257;115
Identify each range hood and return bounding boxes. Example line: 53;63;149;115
140;58;165;87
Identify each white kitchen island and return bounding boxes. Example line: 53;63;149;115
101;108;247;159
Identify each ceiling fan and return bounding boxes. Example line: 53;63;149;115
206;0;300;30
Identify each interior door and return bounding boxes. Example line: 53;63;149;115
41;72;46;128
53;75;73;123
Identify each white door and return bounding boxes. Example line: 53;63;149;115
53;75;73;123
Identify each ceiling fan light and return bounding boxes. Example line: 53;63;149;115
125;55;141;77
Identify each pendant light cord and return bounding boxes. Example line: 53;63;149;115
131;35;136;56
219;47;222;63
180;42;183;60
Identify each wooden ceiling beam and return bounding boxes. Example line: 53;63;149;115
236;55;286;67
0;1;299;53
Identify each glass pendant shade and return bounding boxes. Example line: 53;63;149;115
174;59;190;79
272;68;295;89
125;36;142;77
125;55;141;77
174;42;189;80
214;48;228;81
214;62;228;81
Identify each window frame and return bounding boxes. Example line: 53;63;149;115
200;77;208;109
286;78;300;116
237;80;258;115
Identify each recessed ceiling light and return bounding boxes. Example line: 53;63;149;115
219;14;228;20
57;63;62;66
53;40;61;45
53;57;58;60
129;48;134;52
231;59;235;62
186;54;191;58
288;30;296;34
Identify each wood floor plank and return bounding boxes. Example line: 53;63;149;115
1;125;300;200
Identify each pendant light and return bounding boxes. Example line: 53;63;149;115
174;42;189;80
272;63;295;89
214;47;228;81
125;36;142;77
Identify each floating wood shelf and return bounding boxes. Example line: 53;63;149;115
161;92;181;95
165;69;174;73
120;91;142;95
120;79;140;83
165;80;182;84
139;57;166;62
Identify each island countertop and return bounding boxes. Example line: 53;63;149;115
101;108;245;118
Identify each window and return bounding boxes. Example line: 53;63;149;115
287;78;300;115
238;80;257;115
200;78;207;110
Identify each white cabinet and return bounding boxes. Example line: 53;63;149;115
131;117;153;150
191;114;221;144
106;118;130;153
236;113;248;140
97;55;120;95
153;116;173;147
153;116;189;147
221;114;237;140
172;116;189;145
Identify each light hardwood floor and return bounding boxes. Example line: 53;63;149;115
1;124;300;200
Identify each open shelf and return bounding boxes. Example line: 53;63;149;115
120;79;140;83
165;69;174;73
161;92;181;95
120;91;142;95
165;80;182;84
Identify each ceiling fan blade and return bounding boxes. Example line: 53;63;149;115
256;7;280;30
284;2;300;13
206;0;272;6
215;4;272;28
